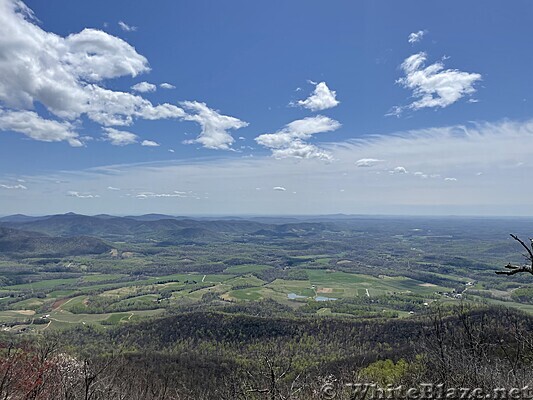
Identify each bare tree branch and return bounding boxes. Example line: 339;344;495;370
496;235;533;275
510;234;533;260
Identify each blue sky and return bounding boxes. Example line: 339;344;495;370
0;0;532;215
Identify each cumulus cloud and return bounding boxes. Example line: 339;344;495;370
118;21;137;32
141;140;160;147
131;82;157;93
83;85;185;126
0;184;27;190
392;52;482;115
0;0;185;143
296;82;339;111
413;171;428;178
181;101;249;150
63;29;149;82
0;109;82;146
390;166;408;174
67;191;100;198
355;158;383;167
255;115;340;160
408;30;427;44
160;83;175;89
103;127;138;146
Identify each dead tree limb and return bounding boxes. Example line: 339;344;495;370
496;234;533;275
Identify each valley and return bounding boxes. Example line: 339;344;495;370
0;213;531;331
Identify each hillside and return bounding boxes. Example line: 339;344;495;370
0;226;111;257
0;213;331;241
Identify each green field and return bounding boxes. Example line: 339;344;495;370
0;215;532;331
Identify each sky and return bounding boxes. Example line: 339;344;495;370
0;0;532;216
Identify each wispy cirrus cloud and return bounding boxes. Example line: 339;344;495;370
0;184;27;190
135;190;198;199
4;119;533;216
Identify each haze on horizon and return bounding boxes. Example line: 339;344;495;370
0;0;532;217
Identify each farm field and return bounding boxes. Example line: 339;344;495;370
0;214;531;331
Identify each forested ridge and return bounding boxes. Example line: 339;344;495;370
0;305;531;399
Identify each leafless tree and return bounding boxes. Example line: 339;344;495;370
241;351;303;400
496;234;533;275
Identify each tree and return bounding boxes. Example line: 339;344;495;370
496;234;533;275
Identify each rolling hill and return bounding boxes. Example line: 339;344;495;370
0;213;332;241
0;226;111;257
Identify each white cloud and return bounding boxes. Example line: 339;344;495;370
168;149;175;153
107;186;120;191
0;109;82;146
63;29;149;82
390;166;408;174
408;30;427;44
131;82;157;93
0;184;27;190
181;101;249;150
67;191;100;198
444;177;457;181
255;115;340;160
393;52;482;114
84;85;185;126
141;140;160;147
160;83;176;90
273;186;286;191
296;81;339;111
136;191;192;199
0;0;185;142
413;171;428;179
355;158;383;167
118;21;137;32
8;119;533;216
103;127;138;146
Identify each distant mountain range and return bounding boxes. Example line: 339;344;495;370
0;213;334;244
0;226;111;257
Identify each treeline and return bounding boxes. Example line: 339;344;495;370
0;304;531;399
